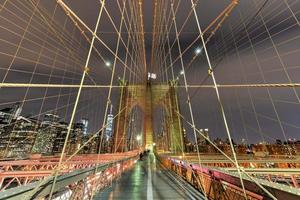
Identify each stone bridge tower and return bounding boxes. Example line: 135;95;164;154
112;81;184;153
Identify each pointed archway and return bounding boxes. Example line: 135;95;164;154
112;81;184;153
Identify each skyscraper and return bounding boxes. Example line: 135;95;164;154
80;119;89;135
0;103;22;125
105;105;114;142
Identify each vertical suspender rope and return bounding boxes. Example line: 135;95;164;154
227;20;266;146
90;0;126;199
175;109;278;199
284;0;300;27
115;0;140;152
190;0;278;199
97;0;124;149
170;1;208;198
189;0;249;199
113;0;134;153
47;1;106;199
56;0;140;80
2;0;41;158
252;0;297;155
95;0;125;170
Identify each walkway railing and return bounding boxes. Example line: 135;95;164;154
0;151;139;199
158;154;300;200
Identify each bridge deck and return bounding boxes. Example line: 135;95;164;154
94;152;194;200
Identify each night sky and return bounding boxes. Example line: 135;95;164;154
0;0;300;144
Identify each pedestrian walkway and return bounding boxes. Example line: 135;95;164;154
94;152;193;199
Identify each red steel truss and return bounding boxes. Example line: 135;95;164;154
0;151;139;191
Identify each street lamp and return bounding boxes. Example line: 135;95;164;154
195;47;202;55
105;61;111;67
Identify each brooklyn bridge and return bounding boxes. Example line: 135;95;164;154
0;0;300;199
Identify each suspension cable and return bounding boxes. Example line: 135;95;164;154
190;0;249;199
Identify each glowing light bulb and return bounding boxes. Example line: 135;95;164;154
105;61;111;67
195;47;202;55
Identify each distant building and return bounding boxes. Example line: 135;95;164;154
32;114;87;155
32;115;66;155
0;116;38;158
104;105;114;141
50;122;70;155
0;103;22;125
0;106;93;157
42;113;59;125
0;103;38;158
80;119;89;135
252;143;296;156
67;122;84;154
197;128;209;145
81;134;97;154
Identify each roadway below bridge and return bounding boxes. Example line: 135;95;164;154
94;152;203;200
